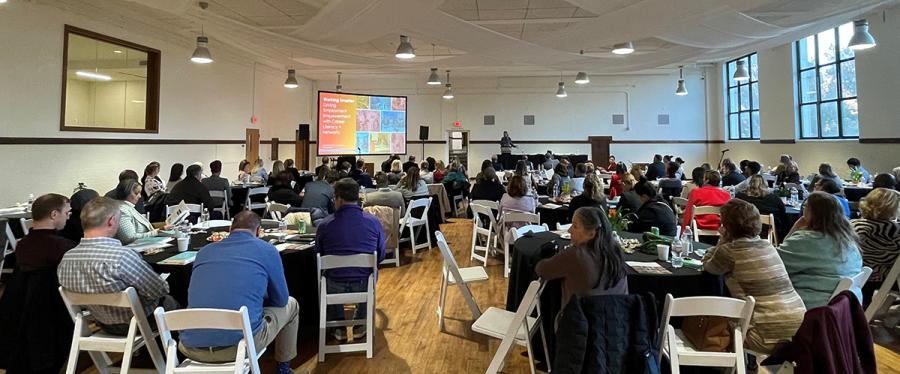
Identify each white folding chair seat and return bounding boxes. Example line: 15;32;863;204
867;255;900;321
20;218;32;236
59;287;165;374
658;294;756;374
166;203;204;216
470;203;500;265
317;252;378;361
759;213;777;245
436;232;488;331
479;280;550;374
209;189;229;220
153;306;264;374
399;197;432;255
265;202;291;221
498;211;541;278
830;266;873;301
246;187;269;211
690;205;721;237
1;221;15;275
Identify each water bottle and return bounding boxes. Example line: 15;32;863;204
27;193;35;204
682;226;694;256
670;238;684;268
790;187;799;207
278;219;288;243
199;209;209;224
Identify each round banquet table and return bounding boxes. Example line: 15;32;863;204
843;185;873;202
506;230;724;363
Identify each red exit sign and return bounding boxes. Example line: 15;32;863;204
452;121;461;127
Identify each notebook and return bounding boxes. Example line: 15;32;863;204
157;251;198;265
626;261;672;275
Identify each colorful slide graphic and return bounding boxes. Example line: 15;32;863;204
318;92;407;155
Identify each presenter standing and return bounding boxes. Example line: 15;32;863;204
500;131;516;154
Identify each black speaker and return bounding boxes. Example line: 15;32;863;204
419;126;429;141
298;124;310;141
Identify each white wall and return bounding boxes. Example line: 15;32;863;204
0;2;313;206
715;6;900;177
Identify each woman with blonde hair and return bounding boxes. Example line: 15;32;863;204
629;163;643;181
396;166;428;199
774;154;801;185
433;160;447;183
852;188;900;305
736;175;788;241
570;174;607;213
388;159;403;185
617;173;641;214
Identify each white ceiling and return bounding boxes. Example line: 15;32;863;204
40;0;898;80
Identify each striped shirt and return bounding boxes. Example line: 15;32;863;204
57;237;169;326
703;237;806;353
852;218;900;283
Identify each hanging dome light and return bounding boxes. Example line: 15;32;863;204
675;66;688;96
574;71;590;85
442;70;453;99
190;36;213;64
556;82;568;98
395;35;416;59
611;42;635;55
336;72;342;92
427;68;441;86
284;69;299;88
848;19;876;51
732;60;750;81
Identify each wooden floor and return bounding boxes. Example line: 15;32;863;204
4;218;900;373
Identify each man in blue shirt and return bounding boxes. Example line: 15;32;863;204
813;179;852;218
847;157;872;184
180;212;298;374
315;178;386;341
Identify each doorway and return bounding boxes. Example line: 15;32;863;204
447;130;469;170
589;136;612;165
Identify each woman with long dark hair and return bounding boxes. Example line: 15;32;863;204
142;161;164;198
165;163;184;193
396;166;428;199
536;207;628;307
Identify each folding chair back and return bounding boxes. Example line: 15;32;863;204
400;197;433;254
209;189;229;219
316;252;378;361
153;306;262;374
866;257;900;321
513;224;549;239
759;213;777;245
483;280;548;374
470;203;499;265
831;266;873;302
436;231;487;331
690;205;721;237
166;204;204;215
246;187;269;211
20;218;33;236
266;202;291;221
471;199;499;213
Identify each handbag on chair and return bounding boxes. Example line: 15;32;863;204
680;316;733;352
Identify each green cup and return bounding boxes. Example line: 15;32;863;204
650;226;660;236
297;220;306;234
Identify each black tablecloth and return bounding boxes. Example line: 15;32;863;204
537;206;570;230
497;154;589;171
844;186;872;202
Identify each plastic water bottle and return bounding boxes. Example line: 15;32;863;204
682;226;694;256
670;238;684;268
790;187;799;207
278;219;288;243
199;209;209;224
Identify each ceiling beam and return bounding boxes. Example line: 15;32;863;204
471;16;597;25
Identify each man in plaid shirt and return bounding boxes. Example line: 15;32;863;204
58;196;174;335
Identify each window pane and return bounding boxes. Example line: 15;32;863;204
838;22;855;60
729;87;738;113
750;54;758;82
818;28;836;64
800;69;817;103
840;60;857;98
727;61;737;87
751;82;759;110
819;64;837;101
729;114;739;139
798;36;816;69
739;84;750;111
751;111;760;138
820;101;839;137
801;104;818;137
842;99;859;137
740;112;750;139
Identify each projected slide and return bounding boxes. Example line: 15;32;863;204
317;91;407;155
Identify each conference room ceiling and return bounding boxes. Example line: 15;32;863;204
41;0;898;80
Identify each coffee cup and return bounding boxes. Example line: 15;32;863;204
656;244;669;261
177;237;189;252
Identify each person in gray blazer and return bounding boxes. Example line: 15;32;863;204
114;180;170;244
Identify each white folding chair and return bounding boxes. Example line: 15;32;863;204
59;286;166;374
759;213;777;246
470;203;499;265
690;205;722;237
19;218;33;236
1;221;16;275
556;223;571;231
476;280;550;374
658;294;756;374
209;189;229;220
399;197;433;255
867;256;900;321
265;202;291;221
317;252;378;361
499;211;541;277
830;266;873;301
672;197;689;216
153;306;263;374
166;203;204;216
512;224;550;239
436;231;488;331
245;187;270;211
471;199;500;213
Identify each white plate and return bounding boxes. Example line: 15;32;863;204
192;220;232;229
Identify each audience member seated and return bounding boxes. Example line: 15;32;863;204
680;167;705;199
736;175;788;242
418;161;434;184
432;160;447;183
514;160;537;196
893;167;900;190
363;173;406;216
570;163;587;195
12;194;76;272
701;199;805;354
851;188;900;306
267;160;285;186
254;158;268;180
809;163;844;192
617;174;641;215
142;161;165;198
165;164;216;212
165;163;184;193
179;212;298;374
335;161;351;180
629;163;644;182
734;161;762;193
658;162;684;199
237;159;253;182
267;171;303;207
774;154;801;186
645;154;666;181
626;179;677;236
201;160;232;210
316;157;331;176
673;157;686;180
542;151;559;171
388;160;403;185
442;163;470;198
396;167;429;200
682;170;731;232
402;156;418;173
847;157;872;184
778;192;863;309
349;159;375;189
813;178;851;218
315;179;386;341
603;155;617;173
872;173;896;190
608;163;626;199
546;163;571;198
536;207;628;307
569;174;607;213
490;155;504;172
721;161;746;187
105;170;144;213
470;167;505;202
57;197;175;335
60;188;99;243
115;180;169;245
380;155;398;173
301;169;337;219
426;157;436;172
500;176;536;214
560;157;574;178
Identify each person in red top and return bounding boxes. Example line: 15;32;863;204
608;162;626;199
604;155;618;172
682;170;732;231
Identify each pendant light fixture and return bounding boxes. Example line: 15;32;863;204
336;72;343;92
848;19;876;51
556;72;568;98
574;50;590;84
395;35;416;59
675;66;688;96
442;70;453;99
191;2;213;64
77;40;112;81
427;44;441;85
732;59;750;81
611;42;635;55
284;53;298;88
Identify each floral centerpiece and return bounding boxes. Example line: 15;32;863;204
608;208;630;233
850;169;863;184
